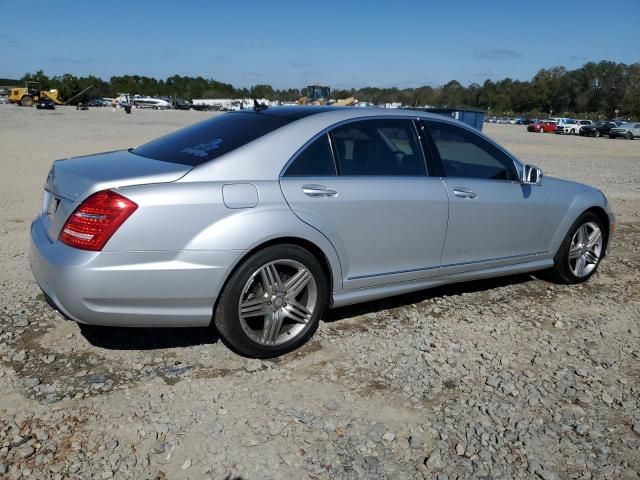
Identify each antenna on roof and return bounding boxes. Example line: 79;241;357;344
253;98;268;112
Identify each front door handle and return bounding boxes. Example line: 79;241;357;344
453;188;478;199
302;184;338;197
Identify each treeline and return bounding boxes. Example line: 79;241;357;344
5;60;640;118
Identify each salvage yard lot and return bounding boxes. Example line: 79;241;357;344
1;105;639;479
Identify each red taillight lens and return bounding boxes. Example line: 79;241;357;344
59;190;138;251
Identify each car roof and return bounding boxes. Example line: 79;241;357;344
245;105;443;120
247;105;345;120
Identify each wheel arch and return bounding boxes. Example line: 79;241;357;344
583;206;610;253
548;203;612;261
210;236;338;326
243;236;335;297
543;179;613;260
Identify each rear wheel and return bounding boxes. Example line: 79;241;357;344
20;96;33;107
214;244;327;358
547;212;606;284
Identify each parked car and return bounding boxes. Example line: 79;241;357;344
527;120;557;133
516;118;534;125
556;119;593;135
173;98;192;110
88;98;106;107
579;121;623;137
0;96;9;105
609;122;640;140
30;107;613;357
36;98;55;110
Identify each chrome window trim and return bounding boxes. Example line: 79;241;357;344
280;115;430;178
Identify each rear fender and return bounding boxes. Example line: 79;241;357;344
186;206;343;291
110;181;344;290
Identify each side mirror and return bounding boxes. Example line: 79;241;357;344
522;164;543;185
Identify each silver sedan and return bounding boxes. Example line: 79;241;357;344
30;107;614;357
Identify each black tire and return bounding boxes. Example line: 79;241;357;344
20;96;33;107
594;130;600;138
626;132;633;140
547;212;606;284
214;244;327;358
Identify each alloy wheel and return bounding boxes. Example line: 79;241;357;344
568;222;603;278
238;259;317;346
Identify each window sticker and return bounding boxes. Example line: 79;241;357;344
181;138;224;157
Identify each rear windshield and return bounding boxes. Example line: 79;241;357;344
131;112;290;166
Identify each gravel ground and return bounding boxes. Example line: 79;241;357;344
1;105;639;479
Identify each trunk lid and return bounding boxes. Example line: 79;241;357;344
42;149;191;241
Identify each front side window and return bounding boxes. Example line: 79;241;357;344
284;133;336;177
330;119;426;176
426;121;518;181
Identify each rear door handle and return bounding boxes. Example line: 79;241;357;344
452;188;478;199
302;184;338;197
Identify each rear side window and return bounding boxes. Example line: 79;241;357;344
132;112;289;166
426;121;518;181
330;119;426;176
284;134;336;177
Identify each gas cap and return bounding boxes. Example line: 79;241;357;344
222;183;258;209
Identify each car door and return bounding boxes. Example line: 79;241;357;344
280;118;449;290
423;119;548;274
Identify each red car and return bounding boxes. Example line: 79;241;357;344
527;121;557;133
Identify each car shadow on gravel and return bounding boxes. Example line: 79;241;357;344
325;273;536;322
76;274;536;349
78;324;220;350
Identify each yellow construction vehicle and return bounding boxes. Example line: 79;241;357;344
8;82;62;107
298;85;357;106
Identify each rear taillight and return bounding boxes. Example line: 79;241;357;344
59;190;138;251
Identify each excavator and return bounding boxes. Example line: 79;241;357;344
298;85;357;106
8;82;62;107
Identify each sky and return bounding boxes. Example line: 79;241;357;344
1;0;639;89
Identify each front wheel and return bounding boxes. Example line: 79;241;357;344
594;130;600;138
547;212;606;284
626;132;633;140
20;96;33;107
214;244;327;357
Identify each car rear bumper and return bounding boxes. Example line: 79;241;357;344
30;216;241;327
